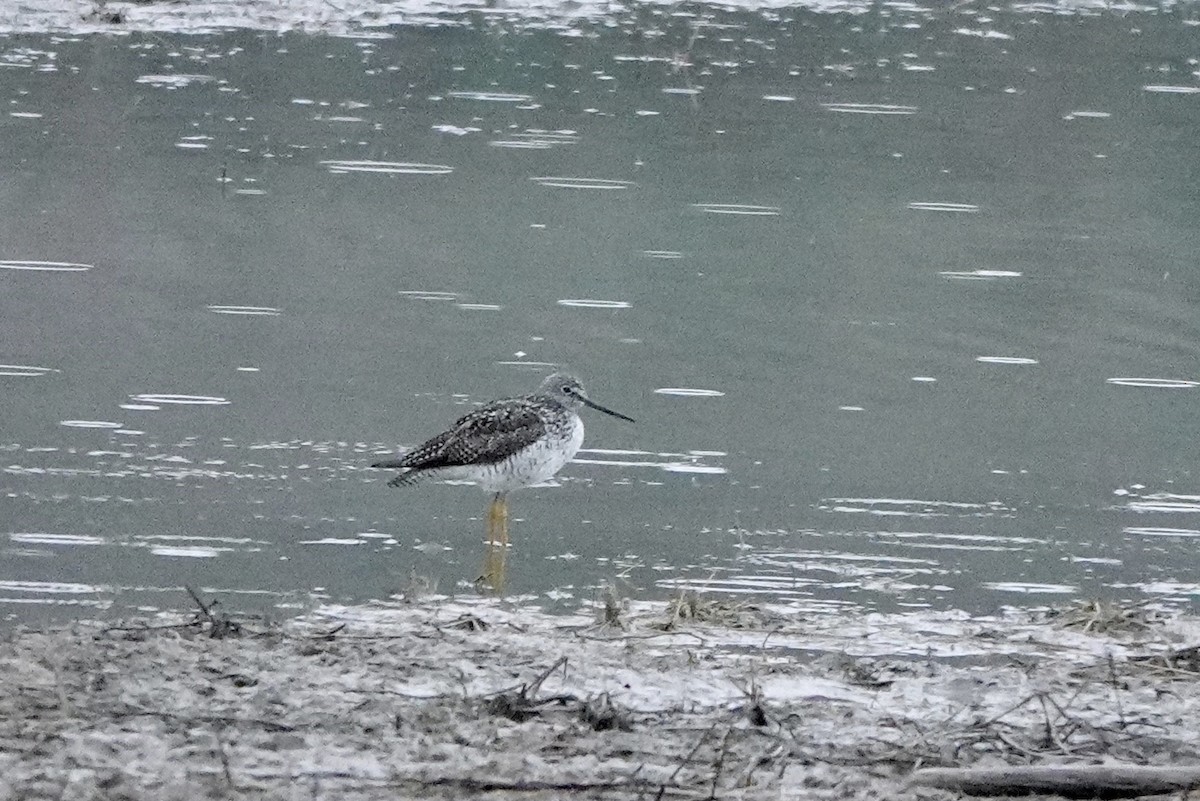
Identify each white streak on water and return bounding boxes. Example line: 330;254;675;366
908;201;979;213
150;546;224;558
1143;85;1200;94
207;305;282;316
692;203;780;216
822;102;917;115
557;299;631;309
0;364;59;376
129;394;231;406
0;260;91;272
9;533;104;546
1106;377;1199;389
321;160;452;175
136;74;214;87
448;91;533;102
654;388;725;397
940;269;1021;280
661;464;728;474
531;176;634;190
1125;526;1200;538
0;580;102;594
976;356;1039;365
981;582;1078;594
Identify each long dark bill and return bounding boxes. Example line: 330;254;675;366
581;397;635;423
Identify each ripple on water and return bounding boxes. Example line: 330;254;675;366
60;420;124;429
883;531;1046;552
654;387;725;397
530;177;634;190
490;139;551;150
1106;377;1199;389
1125;495;1200;514
321;160;453;175
0;580;110;608
0;260;91;272
447;91;534;103
940;269;1021;280
0;582;99;594
139;534;266;547
495;360;560;369
490;130;578;149
433;124;480;138
207;305;282;316
556;299;631;309
692;203;780;216
0;363;59;377
822;102;917;115
661;463;728;475
399;290;458;301
1143;85;1200;94
1125;526;1200;538
976;356;1039;365
9;533;105;546
150;546;223;558
981;582;1079;595
907;202;979;213
175;136;211;150
573;447;724;474
656;576;816;599
953;27;1013;40
135;74;214;88
1124;581;1200;598
128;394;231;406
824;497;998;518
643;250;683;259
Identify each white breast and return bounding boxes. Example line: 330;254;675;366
473;415;585;493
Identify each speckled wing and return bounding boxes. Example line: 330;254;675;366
372;399;548;488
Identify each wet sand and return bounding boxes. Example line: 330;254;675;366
3;594;1200;799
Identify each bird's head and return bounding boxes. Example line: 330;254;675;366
540;372;634;422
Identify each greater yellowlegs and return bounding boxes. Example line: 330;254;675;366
371;372;634;552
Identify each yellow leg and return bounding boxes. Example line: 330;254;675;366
497;495;510;548
485;495;501;547
479;493;508;594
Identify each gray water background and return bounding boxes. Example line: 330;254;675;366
3;4;1200;620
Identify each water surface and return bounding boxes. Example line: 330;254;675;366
3;3;1200;620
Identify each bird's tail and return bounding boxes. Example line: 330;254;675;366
370;459;420;488
370;459;407;469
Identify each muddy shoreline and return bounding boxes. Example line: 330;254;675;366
3;595;1200;799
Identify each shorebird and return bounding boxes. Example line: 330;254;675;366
370;372;634;554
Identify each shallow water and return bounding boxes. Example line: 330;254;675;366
3;3;1200;620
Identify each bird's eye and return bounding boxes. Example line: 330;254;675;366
561;384;575;395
